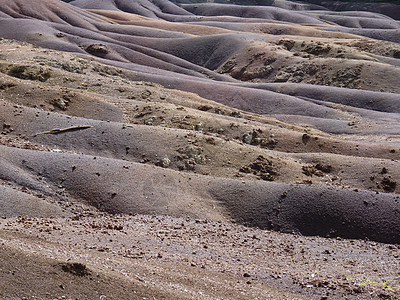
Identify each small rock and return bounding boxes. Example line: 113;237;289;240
144;116;156;125
242;132;253;144
302;133;311;144
52;98;68;111
85;44;110;56
194;123;203;131
159;157;171;168
230;111;241;117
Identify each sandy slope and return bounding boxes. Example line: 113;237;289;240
0;0;400;298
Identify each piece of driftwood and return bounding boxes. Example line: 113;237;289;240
34;125;93;136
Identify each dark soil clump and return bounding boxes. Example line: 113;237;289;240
61;262;91;277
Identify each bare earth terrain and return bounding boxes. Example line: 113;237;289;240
0;0;399;298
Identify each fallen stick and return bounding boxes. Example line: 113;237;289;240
34;125;93;136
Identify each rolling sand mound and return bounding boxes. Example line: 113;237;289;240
1;0;400;242
0;0;400;298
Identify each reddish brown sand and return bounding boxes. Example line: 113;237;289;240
0;0;399;298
